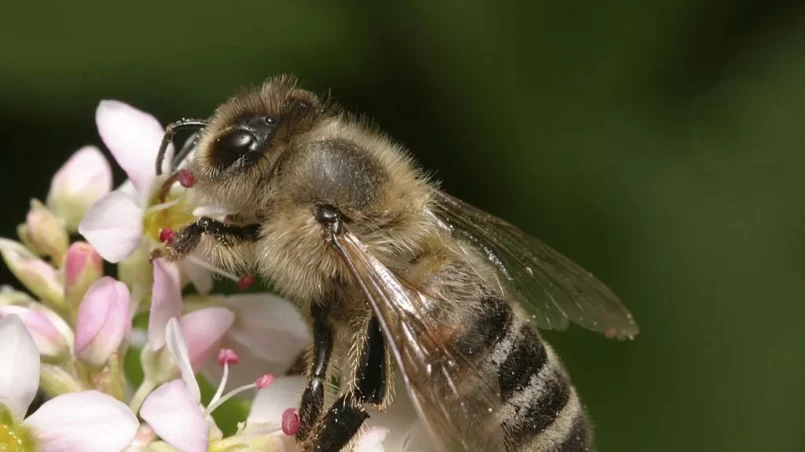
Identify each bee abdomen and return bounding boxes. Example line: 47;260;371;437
491;313;592;452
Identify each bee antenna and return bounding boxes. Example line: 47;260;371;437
156;119;208;175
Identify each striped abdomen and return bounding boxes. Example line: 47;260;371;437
471;297;593;452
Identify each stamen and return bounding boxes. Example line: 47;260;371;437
178;169;196;188
203;372;274;415
209;349;238;407
146;190;187;215
255;373;275;389
237;274;255;290
185;255;241;282
158;172;181;203
282;408;300;436
159;228;175;244
217;348;240;367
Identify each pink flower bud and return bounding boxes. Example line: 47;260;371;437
46;146;112;232
64;241;104;314
74;277;131;368
25;199;70;263
0;305;70;359
0;239;65;310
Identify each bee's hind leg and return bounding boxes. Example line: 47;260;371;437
302;316;389;452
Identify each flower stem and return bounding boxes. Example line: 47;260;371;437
129;379;157;414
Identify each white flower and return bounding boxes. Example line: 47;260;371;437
141;318;296;452
0;315;138;452
196;293;311;393
77;100;211;293
77;100;172;263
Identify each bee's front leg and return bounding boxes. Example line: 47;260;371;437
302;316;389;452
169;216;261;257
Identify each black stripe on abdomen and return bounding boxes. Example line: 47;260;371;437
497;324;548;401
454;297;514;360
556;412;592;452
503;370;573;450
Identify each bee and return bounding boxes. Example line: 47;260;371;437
155;75;639;452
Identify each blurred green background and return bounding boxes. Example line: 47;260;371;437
2;1;804;451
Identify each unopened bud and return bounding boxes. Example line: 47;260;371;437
0;238;65;311
25;199;70;263
74;277;131;368
46;146;112;232
0;285;33;306
16;223;44;256
0;305;70;360
64;241;104;315
39;363;84;398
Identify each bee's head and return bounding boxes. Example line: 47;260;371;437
165;75;332;212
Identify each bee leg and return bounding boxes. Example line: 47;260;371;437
170;216;261;256
296;302;334;443
308;316;387;452
355;316;387;405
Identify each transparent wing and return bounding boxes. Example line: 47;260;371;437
429;190;639;340
330;231;505;452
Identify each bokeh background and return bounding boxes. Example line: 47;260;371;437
2;2;804;451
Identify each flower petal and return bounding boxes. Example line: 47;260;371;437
222;294;311;363
165;318;200;402
354;426;389;452
149;259;183;350
179;260;213;294
0;315;39;419
23;390;138;452
363;374;429;452
246;375;306;426
201;337;292;395
0;305;68;359
140;380;207;452
46;145;113;232
95;100;172;194
178;307;235;370
77;190;144;263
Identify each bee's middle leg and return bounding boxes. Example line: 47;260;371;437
297;302;335;442
303;316;389;452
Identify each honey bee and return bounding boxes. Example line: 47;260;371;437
155;75;639;452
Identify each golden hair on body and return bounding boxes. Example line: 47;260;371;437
157;75;639;452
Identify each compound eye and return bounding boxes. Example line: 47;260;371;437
212;129;257;169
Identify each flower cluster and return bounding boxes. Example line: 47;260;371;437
0;100;424;451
